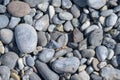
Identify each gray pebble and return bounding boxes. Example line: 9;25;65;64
15;24;37;53
78;39;87;51
38;49;55;63
73;0;87;7
115;43;120;54
0;15;9;29
24;15;33;25
114;5;120;13
3;0;10;5
48;40;61;49
29;72;41;80
81;49;95;58
59;11;73;20
52;0;61;7
70;74;80;80
86;66;94;74
89;29;103;46
17;58;24;70
91;11;99;18
0;52;19;69
71;5;80;18
111;56;119;67
0;29;13;44
0;5;6;13
35;60;59;80
8;17;21;29
35;14;49;31
91;74;102;80
79;13;88;23
107;49;114;60
80;20;90;31
68;42;78;49
100;9;113;17
98;61;107;69
34;11;43;19
37;2;49;12
78;71;90;80
96;46;108;61
48;5;55;20
26;55;35;66
71;18;80;27
52;57;80;73
61;0;72;9
73;50;81;59
64;21;73;32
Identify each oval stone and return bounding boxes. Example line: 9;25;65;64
15;24;37;53
7;1;30;17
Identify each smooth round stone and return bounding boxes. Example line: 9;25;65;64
71;18;80;27
26;55;35;67
52;0;61;7
96;46;108;61
29;72;41;80
0;52;19;69
98;61;107;69
71;5;80;18
52;57;80;73
48;24;56;32
91;74;102;80
59;11;73;20
70;74;81;80
64;21;73;32
87;0;106;9
81;20;90;31
24;15;33;25
38;49;55;63
0;15;9;29
73;0;87;7
92;58;99;71
78;65;87;72
61;0;72;9
81;49;95;58
37;2;49;12
86;66;94;74
100;9;113;17
0;66;10;80
48;5;55;19
106;13;118;27
15;24;37;53
107;49;114;60
0;29;13;44
7;1;30;17
89;29;103;46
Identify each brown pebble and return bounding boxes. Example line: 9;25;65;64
11;72;20;80
92;58;100;71
7;1;30;17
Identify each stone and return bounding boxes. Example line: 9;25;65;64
71;18;80;27
73;50;81;59
3;0;10;5
61;0;72;9
0;15;9;29
0;66;10;80
48;24;56;32
11;72;20;80
71;5;80;18
81;49;95;58
91;74;102;80
73;28;84;43
35;14;49;31
0;29;13;44
114;5;120;12
59;11;73;20
64;21;73;32
80;20;90;31
96;46;108;61
70;74;81;80
78;71;90;80
15;24;37;53
17;58;24;70
87;0;106;9
56;24;64;32
8;17;21;29
107;49;114;60
86;66;94;74
73;0;87;7
68;42;78;49
92;58;99;71
37;2;49;12
78;39;87;51
52;0;61;7
48;5;55;19
34;11;43;19
37;31;47;46
48;40;61;49
79;13;87;23
98;61;107;69
24;15;33;25
52;57;80;73
29;72;41;80
0;41;4;54
101;67;120;80
78;65;87;72
0;52;19;69
26;56;35;67
115;43;120;54
89;29;103;46
0;5;6;13
8;1;30;17
35;60;59;80
106;13;118;27
100;9;113;17
38;49;55;63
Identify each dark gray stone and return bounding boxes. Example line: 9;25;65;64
73;0;87;7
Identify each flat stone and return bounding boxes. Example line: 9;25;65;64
71;5;80;18
100;9;113;17
38;49;55;63
15;24;37;53
35;14;49;31
107;49;114;60
8;1;30;17
0;29;13;44
91;74;102;80
115;43;120;54
96;46;108;61
48;5;55;19
78;39;87;51
71;18;80;27
59;11;73;20
61;0;72;9
87;0;106;9
0;52;19;69
0;15;9;29
52;57;80;73
70;74;81;80
0;5;6;13
24;15;33;25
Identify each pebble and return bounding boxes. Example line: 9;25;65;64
79;13;88;23
73;50;81;59
81;49;95;58
56;24;64;32
7;1;30;17
17;58;24;70
71;18;80;27
86;66;94;74
98;61;107;69
48;5;55;20
78;65;87;72
24;15;33;25
91;74;102;80
15;24;37;53
35;60;59;80
92;58;99;71
78;39;87;51
107;49;114;60
38;49;55;63
37;2;49;12
70;74;80;80
78;70;90;80
35;14;49;31
73;0;87;7
0;5;6;13
48;40;61;49
64;21;73;32
61;0;72;9
48;24;56;32
96;46;108;61
0;52;19;69
89;29;103;46
0;41;4;54
29;72;41;80
114;5;120;13
8;17;21;29
0;29;13;44
114;43;120;54
10;72;20;80
68;42;78;49
71;5;80;18
100;9;113;17
106;13;118;27
34;11;43;19
59;11;73;20
0;15;9;29
0;66;10;80
3;0;10;5
87;0;106;9
37;31;47;46
26;56;35;67
52;0;61;7
52;57;80;73
80;20;90;31
73;28;84;43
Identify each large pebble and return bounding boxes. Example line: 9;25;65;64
8;1;30;17
78;70;90;80
38;49;55;63
87;0;106;9
35;14;49;31
96;46;108;61
59;11;73;20
52;57;80;73
71;5;80;18
0;29;13;44
89;29;103;46
15;24;37;53
0;15;9;29
0;52;19;69
100;9;113;17
115;43;120;54
61;0;72;9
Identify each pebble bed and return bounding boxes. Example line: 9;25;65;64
0;0;120;80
